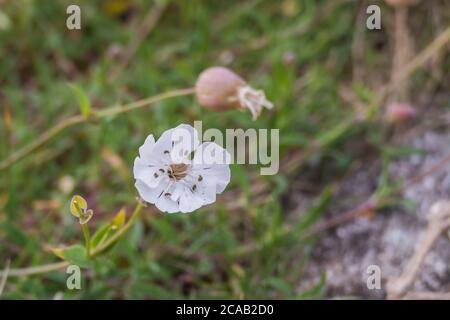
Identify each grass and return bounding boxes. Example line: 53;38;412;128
0;0;449;299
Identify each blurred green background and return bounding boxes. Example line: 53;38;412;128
0;0;449;299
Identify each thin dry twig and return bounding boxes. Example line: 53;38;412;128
231;148;450;258
386;200;450;299
0;261;69;278
310;151;450;239
398;152;450;194
378;24;450;104
301;198;376;239
390;7;413;101
351;2;369;84
109;4;167;80
393;112;450;145
0;259;10;296
0;87;195;171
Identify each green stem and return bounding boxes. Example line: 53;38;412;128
90;201;144;258
1;201;144;278
73;200;92;257
82;223;91;257
0;87;195;171
0;261;69;278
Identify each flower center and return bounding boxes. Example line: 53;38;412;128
168;163;189;181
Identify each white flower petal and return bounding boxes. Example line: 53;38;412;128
180;173;215;204
190;142;231;194
135;179;167;204
169;182;184;202
207;165;231;193
170;124;200;164
152;124;200;164
155;196;180;213
194;180;217;204
178;187;204;213
193;142;231;166
138;134;156;165
133;157;165;188
191;164;231;194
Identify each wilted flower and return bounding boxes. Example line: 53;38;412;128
133;124;231;213
195;66;273;120
385;102;417;123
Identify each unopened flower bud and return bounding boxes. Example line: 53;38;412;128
385;102;417;123
70;195;93;224
195;66;273;120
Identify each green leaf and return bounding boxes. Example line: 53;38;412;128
317;120;353;147
297;186;332;231
49;247;65;259
68;84;91;118
90;225;121;254
90;208;127;250
112;207;126;229
265;277;292;296
58;244;93;268
272;175;288;196
90;223;112;249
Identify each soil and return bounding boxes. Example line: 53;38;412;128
289;129;450;299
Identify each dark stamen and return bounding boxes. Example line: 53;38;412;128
168;163;188;181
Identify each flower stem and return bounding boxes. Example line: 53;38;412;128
82;223;91;257
0;201;144;278
0;88;195;171
90;201;144;258
73;200;92;257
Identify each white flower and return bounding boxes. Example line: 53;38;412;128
133;124;231;213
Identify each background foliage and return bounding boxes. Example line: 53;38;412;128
0;0;449;299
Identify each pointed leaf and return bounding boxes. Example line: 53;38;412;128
68;84;91;118
90;223;112;249
50;247;65;259
90;208;126;250
112;207;126;229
